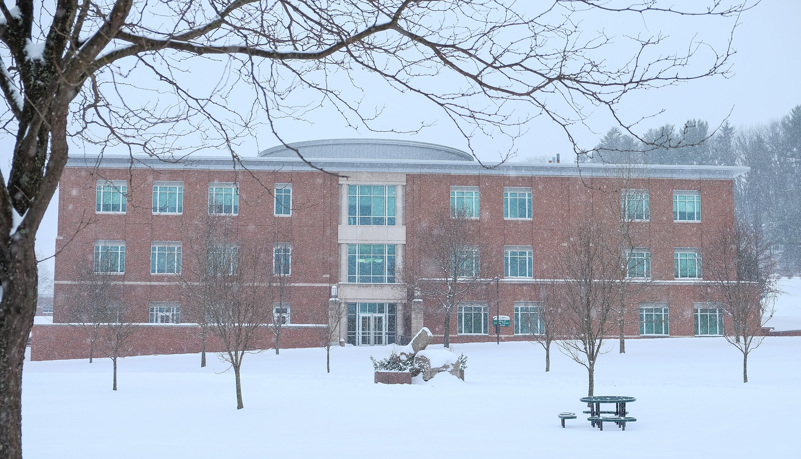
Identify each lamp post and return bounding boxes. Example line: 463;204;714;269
495;276;500;345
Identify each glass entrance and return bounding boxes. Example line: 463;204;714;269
359;314;385;345
347;303;397;346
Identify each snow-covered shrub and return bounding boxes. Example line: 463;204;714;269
370;351;415;372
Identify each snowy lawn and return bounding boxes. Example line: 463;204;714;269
22;278;800;458
21;335;799;458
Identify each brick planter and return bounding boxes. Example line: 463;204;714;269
374;371;413;385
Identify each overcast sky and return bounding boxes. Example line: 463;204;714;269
13;0;800;288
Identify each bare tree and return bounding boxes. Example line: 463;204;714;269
0;1;752;455
609;167;653;354
321;293;346;374
705;223;778;383
557;221;625;396
192;220;273;409
527;282;561;372
69;265;120;364
416;210;488;348
68;262;135;389
96;302;137;391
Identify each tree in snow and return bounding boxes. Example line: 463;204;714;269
556;220;625;396
415;210;491;348
68;261;135;389
0;1;751;455
185;218;273;409
321;292;345;374
704;223;778;383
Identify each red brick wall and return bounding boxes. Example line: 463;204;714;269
30;324;326;361
406;173;737;342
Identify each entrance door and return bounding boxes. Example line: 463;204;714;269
359;314;386;345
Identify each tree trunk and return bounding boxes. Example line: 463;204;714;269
743;352;748;383
234;364;244;409
587;363;595;396
200;327;207;368
275;326;280;355
326;346;331;373
618;312;626;354
0;246;38;459
545;344;551;372
443;309;451;348
112;356;118;390
89;339;94;363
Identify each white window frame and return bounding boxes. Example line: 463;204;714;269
273;243;292;276
621;189;650;221
504;245;534;278
675;249;702;279
151;242;182;275
274;183;292;217
626;248;651;279
152;181;183;214
347;184;397;226
208;182;239;215
639;303;669;336
149;302;181;324
673;190;701;222
96;180;127;214
514;302;544;335
694;303;724;336
208;244;238;276
457;303;488;335
94;241;125;274
453;247;480;278
450;186;480;219
347;244;396;284
504;187;532;220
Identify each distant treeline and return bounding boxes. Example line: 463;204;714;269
585;105;801;276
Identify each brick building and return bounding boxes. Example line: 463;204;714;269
32;139;747;360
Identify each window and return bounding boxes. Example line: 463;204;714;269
458;303;488;335
504;187;532;220
94;241;125;273
208;245;238;275
152;182;183;214
273;243;291;276
675;249;702;279
674;190;701;222
151;242;182;275
347;185;396;225
639;304;669;335
626;249;651;278
621;189;650;221
149;302;181;324
515;302;544;335
274;183;292;216
450;186;479;219
695;305;724;336
453;248;480;278
208;183;239;215
273;302;290;325
505;246;533;278
96;180;127;213
347;244;396;283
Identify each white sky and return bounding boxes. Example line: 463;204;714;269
2;0;796;286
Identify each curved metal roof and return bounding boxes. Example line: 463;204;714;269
258;138;474;162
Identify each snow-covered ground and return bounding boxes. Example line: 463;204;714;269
22;279;801;458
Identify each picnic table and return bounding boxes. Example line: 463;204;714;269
580;395;636;431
